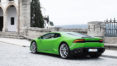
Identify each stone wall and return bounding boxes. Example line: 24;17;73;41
104;37;117;44
23;27;87;39
88;21;106;38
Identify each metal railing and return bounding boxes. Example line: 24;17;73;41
105;18;117;37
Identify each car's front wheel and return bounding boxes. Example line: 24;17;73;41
59;43;71;59
30;41;37;54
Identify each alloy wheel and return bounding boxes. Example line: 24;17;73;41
60;43;69;58
30;42;37;53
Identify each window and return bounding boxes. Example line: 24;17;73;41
41;33;61;39
88;25;90;31
9;0;14;1
100;26;101;31
54;33;61;38
94;25;95;31
41;34;54;39
11;17;14;25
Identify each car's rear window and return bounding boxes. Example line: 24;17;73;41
66;32;92;38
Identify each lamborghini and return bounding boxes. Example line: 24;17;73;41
30;32;105;59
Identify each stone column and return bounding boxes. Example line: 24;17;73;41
20;0;32;35
2;11;8;32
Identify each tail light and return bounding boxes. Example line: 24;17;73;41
73;39;103;43
99;39;103;43
73;39;85;43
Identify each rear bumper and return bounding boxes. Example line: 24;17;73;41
70;47;105;55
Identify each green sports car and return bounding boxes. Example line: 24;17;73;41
30;32;105;59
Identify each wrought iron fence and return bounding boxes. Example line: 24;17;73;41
105;18;117;37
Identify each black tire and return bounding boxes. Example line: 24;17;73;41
59;43;72;59
30;41;38;54
90;53;101;58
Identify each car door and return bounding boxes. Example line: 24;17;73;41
39;33;61;51
38;33;54;51
46;33;61;51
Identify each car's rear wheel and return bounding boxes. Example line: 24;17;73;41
59;43;71;59
30;41;37;54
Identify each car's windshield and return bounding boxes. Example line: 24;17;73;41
65;32;92;38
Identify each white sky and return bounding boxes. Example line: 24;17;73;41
40;0;117;25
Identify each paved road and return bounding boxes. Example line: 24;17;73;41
0;42;117;66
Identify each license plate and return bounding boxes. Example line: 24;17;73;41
88;49;98;52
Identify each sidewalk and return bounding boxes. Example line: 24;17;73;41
102;49;117;58
0;38;30;47
0;38;117;58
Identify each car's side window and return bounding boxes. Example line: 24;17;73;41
41;33;55;39
49;33;55;38
41;33;61;39
54;33;61;38
41;34;50;39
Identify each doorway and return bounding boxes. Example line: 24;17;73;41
7;5;17;32
0;16;3;31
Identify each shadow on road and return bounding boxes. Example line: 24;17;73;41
29;52;104;60
30;52;60;58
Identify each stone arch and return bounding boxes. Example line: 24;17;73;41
5;2;18;15
5;4;18;32
0;5;4;12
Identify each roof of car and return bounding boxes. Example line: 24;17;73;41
49;32;76;34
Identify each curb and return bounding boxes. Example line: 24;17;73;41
102;55;117;59
21;36;33;41
104;46;117;50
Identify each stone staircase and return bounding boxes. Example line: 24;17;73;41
0;32;24;39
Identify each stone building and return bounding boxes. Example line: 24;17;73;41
0;0;32;33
